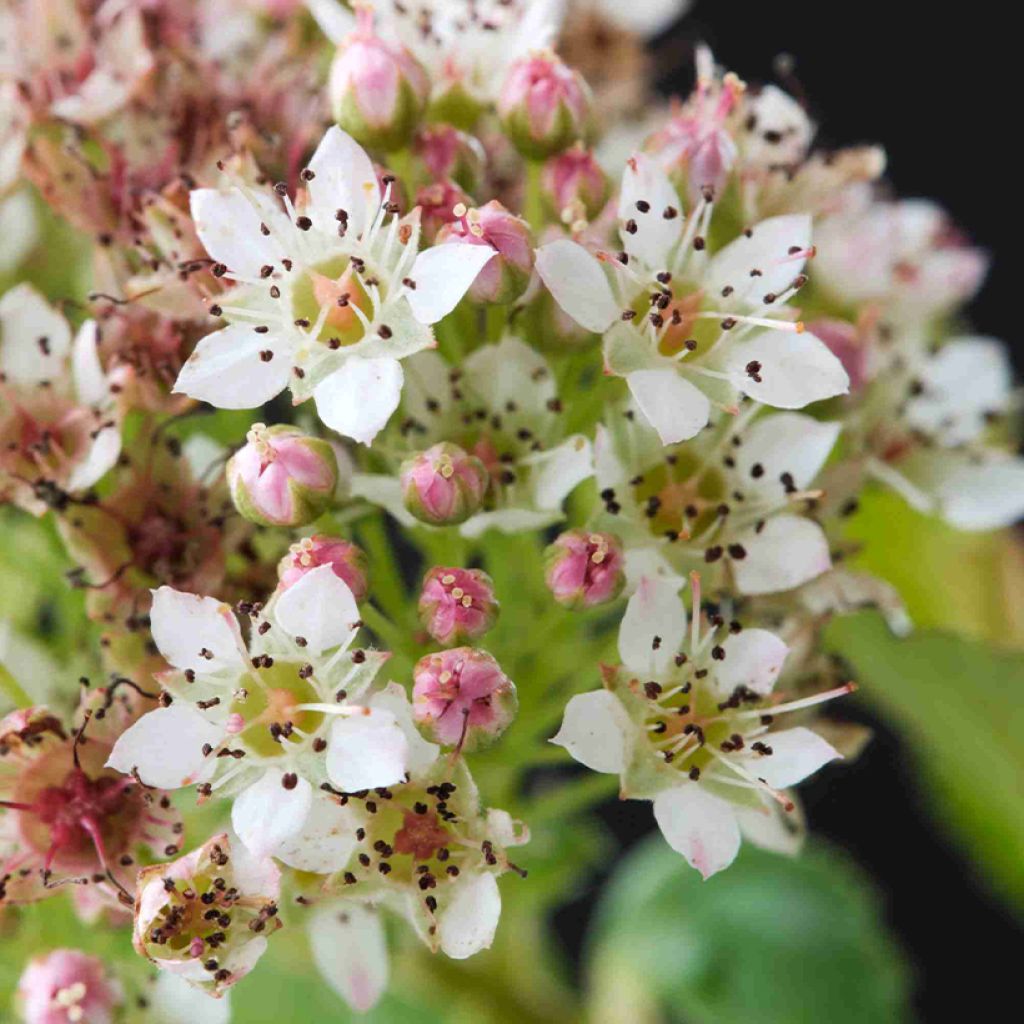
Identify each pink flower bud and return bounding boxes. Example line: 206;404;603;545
17;949;122;1024
418;567;499;645
278;534;369;600
438;200;534;304
400;442;489;526
541;145;609;222
415;179;473;243
544;530;625;609
413;648;517;750
415;124;484;192
806;318;870;393
328;3;430;152
497;52;592;159
227;423;338;527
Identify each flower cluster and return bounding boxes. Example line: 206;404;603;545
0;0;1018;1018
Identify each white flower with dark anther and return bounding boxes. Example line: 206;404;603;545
107;566;438;871
174;125;494;444
0;284;122;514
535;153;849;445
592;399;838;596
304;756;528;1012
552;576;848;878
351;335;593;537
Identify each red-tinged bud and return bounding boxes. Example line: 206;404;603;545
418;567;499;645
415;124;485;192
228;423;338;528
328;3;430;152
541;145;609;223
400;442;489;526
413;648;517;750
545;530;625;609
17;949;122;1024
277;535;369;601
497;52;592;159
416;179;474;243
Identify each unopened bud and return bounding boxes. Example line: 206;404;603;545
541;146;609;222
228;424;338;527
497;52;591;160
415;124;485;192
278;535;368;600
413;648;517;750
418;567;499;645
544;530;625;609
400;442;489;526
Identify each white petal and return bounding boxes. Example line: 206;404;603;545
439;872;502;959
535;240;619;334
713;629;789;698
734;794;805;857
327;709;409;792
107;706;222;789
708;214;812;304
232;770;314;860
653;784;741;879
67;424;121;491
306;125;379;239
727;329;849;408
274;564;359;654
310;901;388;1012
731;516;831;595
150;587;246;675
530;434;593;510
271;796;359;873
618;153;684;268
189;188;286;279
459;508;562;537
71;319;109;406
733;412;839;500
406;243;495;324
173;324;292;409
368;683;439;777
314;357;403;445
748;727;840;788
305;0;357;44
147;972;231;1024
627;368;711;444
932;455;1024;531
618;577;687;675
551;690;631;774
0;284;71;385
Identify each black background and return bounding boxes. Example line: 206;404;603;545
553;2;1022;1018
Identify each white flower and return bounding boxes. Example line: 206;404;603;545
107;566;437;870
174;126;493;444
552;576;847;878
593;401;838;595
536;153;848;444
351;336;593;537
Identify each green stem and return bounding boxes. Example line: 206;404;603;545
524;160;545;230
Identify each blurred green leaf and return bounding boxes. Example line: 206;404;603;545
825;610;1024;909
586;836;911;1024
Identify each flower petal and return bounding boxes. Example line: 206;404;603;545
930;454;1024;531
618;576;687;675
71;319;109;407
232;769;314;860
551;690;631;774
707;214;812;305
67;424;121;491
273;564;359;654
189;187;287;279
734;793;805;857
368;683;439;777
405;243;496;324
618;153;684;268
627;368;711;444
535;239;619;334
653;784;741;879
713;628;789;698
727;328;849;408
270;795;360;873
147;972;232;1024
731;516;831;595
107;706;222;789
314;356;403;445
150;587;246;675
173;324;292;409
733;412;840;500
310;901;389;1013
327;709;409;791
529;434;593;510
438;872;502;959
306;125;379;239
0;283;71;385
747;727;840;788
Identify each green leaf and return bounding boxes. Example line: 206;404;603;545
825;610;1024;909
586;836;911;1024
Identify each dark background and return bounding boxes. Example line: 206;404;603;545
554;2;1021;1019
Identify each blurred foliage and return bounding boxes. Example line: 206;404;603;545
586;836;912;1024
